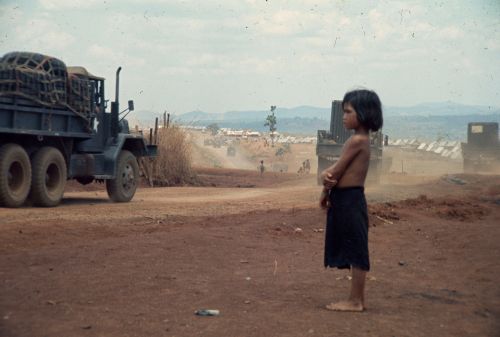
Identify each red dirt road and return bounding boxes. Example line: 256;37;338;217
1;171;499;337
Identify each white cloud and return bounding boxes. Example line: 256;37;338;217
251;10;319;36
344;38;364;55
368;8;394;40
88;44;146;67
180;52;283;75
437;26;464;39
0;4;23;22
236;57;282;74
186;53;220;68
457;57;478;72
299;53;327;65
13;19;75;52
412;21;434;33
159;66;192;75
484;38;500;51
302;36;329;48
38;0;101;10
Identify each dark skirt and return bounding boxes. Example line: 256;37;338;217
324;186;370;271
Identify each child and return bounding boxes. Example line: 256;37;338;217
319;89;383;312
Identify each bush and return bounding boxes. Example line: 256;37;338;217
148;125;195;186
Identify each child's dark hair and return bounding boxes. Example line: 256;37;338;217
342;89;383;132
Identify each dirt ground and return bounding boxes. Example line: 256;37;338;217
1;147;500;337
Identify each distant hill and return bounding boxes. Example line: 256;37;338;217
178;105;332;122
384;101;500;117
128;102;500;141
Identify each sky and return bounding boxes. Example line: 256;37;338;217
1;0;499;115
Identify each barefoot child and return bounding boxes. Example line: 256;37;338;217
320;89;383;312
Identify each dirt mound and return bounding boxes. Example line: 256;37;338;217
400;195;489;221
368;203;402;226
398;194;489;222
368;192;491;225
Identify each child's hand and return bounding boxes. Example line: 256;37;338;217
322;173;338;189
319;188;330;210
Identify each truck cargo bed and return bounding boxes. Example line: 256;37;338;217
0;95;92;138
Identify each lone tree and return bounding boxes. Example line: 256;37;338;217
264;105;277;147
206;123;220;136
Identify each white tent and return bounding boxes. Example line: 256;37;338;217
434;146;444;154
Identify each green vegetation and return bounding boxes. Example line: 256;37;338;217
206;123;220;136
264;105;277;147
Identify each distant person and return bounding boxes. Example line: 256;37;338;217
319;89;383;312
304;159;311;174
259;160;265;176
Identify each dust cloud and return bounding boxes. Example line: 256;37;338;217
189;130;317;174
189;129;498;191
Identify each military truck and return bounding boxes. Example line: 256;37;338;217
316;100;386;183
0;52;157;207
461;122;500;173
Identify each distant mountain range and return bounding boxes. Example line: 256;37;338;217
128;101;500;141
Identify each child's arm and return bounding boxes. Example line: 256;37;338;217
319;186;330;209
320;135;364;187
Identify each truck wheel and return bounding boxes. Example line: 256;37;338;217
30;147;67;207
0;144;32;207
106;150;139;202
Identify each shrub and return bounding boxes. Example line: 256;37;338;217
145;125;195;186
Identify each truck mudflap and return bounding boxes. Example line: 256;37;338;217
146;144;158;157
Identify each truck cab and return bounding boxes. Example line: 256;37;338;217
462;122;500;173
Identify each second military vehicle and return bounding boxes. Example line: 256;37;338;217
462;122;500;173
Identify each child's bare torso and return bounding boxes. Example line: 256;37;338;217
336;135;370;188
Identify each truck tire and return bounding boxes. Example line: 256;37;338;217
30;147;67;207
106;150;139;202
0;144;32;208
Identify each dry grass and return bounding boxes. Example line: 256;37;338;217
145;125;196;186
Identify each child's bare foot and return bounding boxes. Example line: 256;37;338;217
325;301;364;312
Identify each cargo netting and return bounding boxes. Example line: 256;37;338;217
0;52;92;127
67;71;92;118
